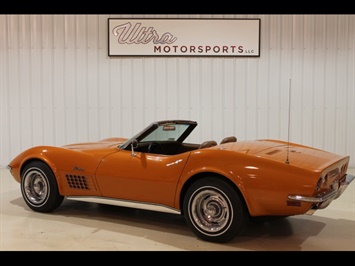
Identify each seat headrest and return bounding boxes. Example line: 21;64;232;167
199;140;217;149
220;136;237;144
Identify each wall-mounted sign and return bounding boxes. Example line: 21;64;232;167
108;18;260;57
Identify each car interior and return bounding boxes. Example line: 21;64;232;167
128;136;237;155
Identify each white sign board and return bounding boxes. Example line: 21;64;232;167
108;18;260;57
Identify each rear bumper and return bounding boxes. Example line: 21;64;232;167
288;174;355;215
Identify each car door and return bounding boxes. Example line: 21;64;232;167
95;149;190;208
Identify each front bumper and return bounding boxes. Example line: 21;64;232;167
288;174;355;215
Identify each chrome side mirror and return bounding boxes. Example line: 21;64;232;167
131;139;138;157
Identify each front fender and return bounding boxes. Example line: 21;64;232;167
8;146;105;195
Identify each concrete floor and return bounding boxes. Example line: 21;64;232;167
1;167;354;251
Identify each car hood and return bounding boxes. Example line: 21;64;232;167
62;138;128;150
226;139;347;171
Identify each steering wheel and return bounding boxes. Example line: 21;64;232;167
147;142;166;154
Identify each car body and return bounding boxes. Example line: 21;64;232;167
7;119;355;243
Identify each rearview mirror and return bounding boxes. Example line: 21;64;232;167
163;125;176;131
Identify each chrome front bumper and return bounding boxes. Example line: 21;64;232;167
288;174;355;214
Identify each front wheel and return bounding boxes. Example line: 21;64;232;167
21;161;64;212
183;177;247;243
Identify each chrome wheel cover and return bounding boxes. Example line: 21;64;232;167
189;187;233;235
23;168;49;205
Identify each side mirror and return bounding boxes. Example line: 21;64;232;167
131;139;138;157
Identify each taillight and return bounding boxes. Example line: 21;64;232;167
316;176;326;191
341;163;348;176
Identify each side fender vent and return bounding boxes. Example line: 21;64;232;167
65;174;95;190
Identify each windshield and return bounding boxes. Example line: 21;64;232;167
119;120;198;150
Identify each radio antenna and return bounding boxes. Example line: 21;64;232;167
285;79;291;164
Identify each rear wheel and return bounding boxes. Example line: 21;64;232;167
21;161;64;212
183;177;247;243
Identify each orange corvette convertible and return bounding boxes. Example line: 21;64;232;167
7;119;355;243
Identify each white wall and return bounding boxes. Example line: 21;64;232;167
1;14;354;167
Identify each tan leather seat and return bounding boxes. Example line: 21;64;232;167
220;136;237;144
199;140;217;149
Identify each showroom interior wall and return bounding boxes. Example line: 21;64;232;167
0;14;354;167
